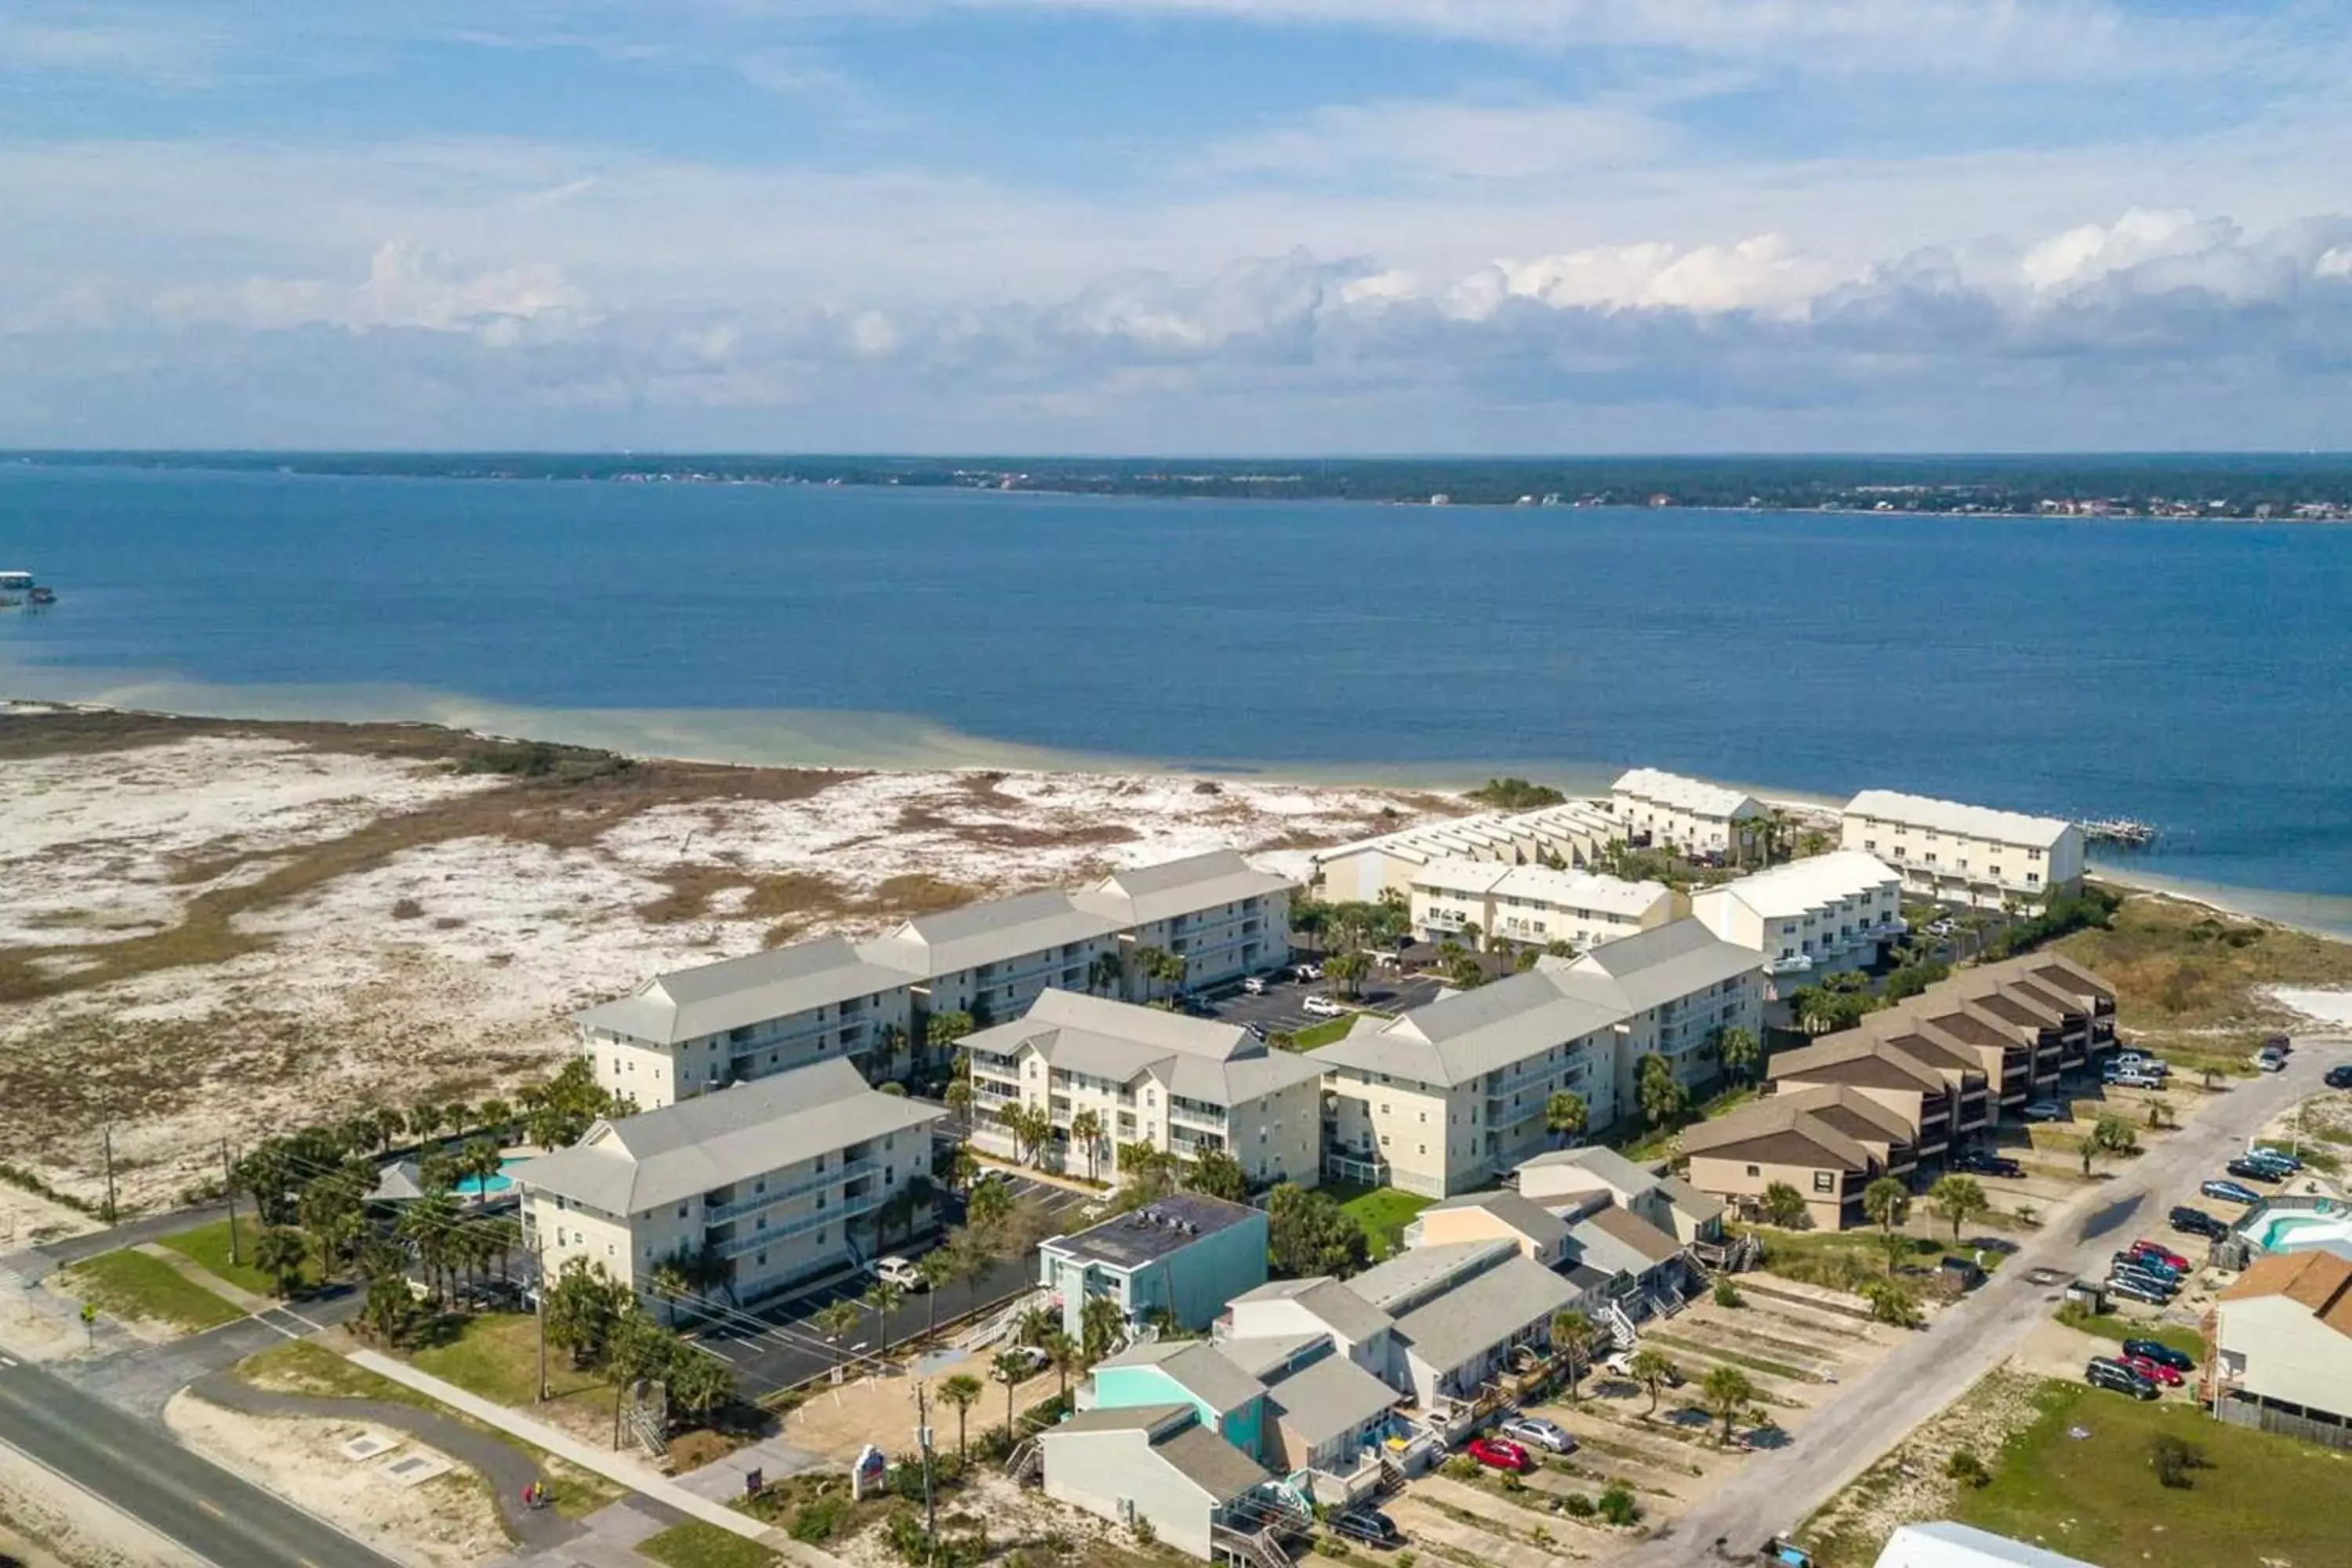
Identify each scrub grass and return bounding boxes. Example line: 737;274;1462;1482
1325;1182;1436;1260
64;1248;245;1332
159;1218;319;1298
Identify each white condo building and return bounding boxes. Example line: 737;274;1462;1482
1604;768;1767;860
1314;919;1764;1196
577;850;1294;1109
1692;850;1907;993
1406;858;1677;953
1841;791;2084;909
1308;803;1617;904
963;991;1326;1189
514;1058;945;1305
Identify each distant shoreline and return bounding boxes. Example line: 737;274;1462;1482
12;692;2352;945
8;450;2349;524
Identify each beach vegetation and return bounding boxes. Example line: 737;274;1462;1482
1467;778;1565;810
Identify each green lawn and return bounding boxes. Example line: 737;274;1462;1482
1952;1379;2352;1565
1746;1224;2003;1292
65;1249;246;1332
1326;1182;1435;1259
638;1521;778;1568
409;1311;605;1410
1286;1015;1358;1051
2057;1308;2205;1363
158;1218;318;1298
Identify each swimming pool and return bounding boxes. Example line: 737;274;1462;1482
466;1157;531;1197
2248;1207;2352;1258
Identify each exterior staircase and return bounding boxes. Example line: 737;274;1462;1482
1606;1298;1639;1350
1211;1523;1293;1568
1004;1439;1044;1483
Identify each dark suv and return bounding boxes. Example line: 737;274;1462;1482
2085;1356;2158;1399
1954;1149;2024;1178
2122;1338;2194;1373
2169;1206;2227;1238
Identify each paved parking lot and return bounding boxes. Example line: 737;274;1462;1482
1200;967;1446;1034
686;1168;1091;1403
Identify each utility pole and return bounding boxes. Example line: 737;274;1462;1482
100;1116;118;1227
534;1240;549;1403
222;1139;241;1266
915;1379;937;1555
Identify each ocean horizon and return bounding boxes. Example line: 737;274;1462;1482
5;461;2350;935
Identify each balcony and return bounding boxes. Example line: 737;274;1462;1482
704;1158;880;1226
1764;954;1814;977
713;1187;884;1258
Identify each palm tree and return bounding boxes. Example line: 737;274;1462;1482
1717;1025;1762;1087
1069;1109;1106;1182
1864;1176;1912;1273
1087;951;1126;998
1016;1304;1058;1348
917;1248;962;1337
253;1226;310;1298
458;1138;503;1201
864;1279;906;1357
944;1077;975;1128
937;1373;985;1462
1543;1091;1588;1149
1080;1294;1127;1362
992;1348;1030;1441
398;1192;459;1306
1700;1364;1757;1445
1627;1348;1681;1416
478;1098;514;1139
1044;1330;1082;1400
666;1348;734;1430
1926;1174;1988;1245
651;1254;695;1328
812;1300;862;1348
1551;1308;1595;1403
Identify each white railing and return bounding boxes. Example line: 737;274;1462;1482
702;1159;880;1225
713;1188;883;1258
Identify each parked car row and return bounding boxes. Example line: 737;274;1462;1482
2085;1355;2161;1400
1951;1148;2024;1179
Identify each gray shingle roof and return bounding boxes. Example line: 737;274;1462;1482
1555;918;1762;1014
1260;1351;1399;1447
858;890;1121;977
1308;971;1624;1089
1098;1341;1265;1415
1312;917;1756;1089
1049;1403;1193;1436
963;991;1325;1109
1351;1240;1516;1314
1679;1083;1908;1169
1072;849;1294;926
1425;1190;1572;1250
1228;1277;1392;1345
1655;1175;1727;1225
574;935;913;1045
1579;1205;1683;1267
1515;1145;1664;1196
508;1058;943;1215
1153;1423;1275;1501
1392;1254;1579;1375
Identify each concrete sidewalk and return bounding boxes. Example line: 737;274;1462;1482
343;1348;849;1566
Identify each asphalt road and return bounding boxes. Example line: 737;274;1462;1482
0;1350;405;1568
1621;1036;2352;1565
1203;969;1445;1035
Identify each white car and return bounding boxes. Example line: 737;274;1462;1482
872;1256;925;1290
2115;1053;2170;1077
1498;1415;1576;1454
1242;975;1270;995
1002;1345;1051;1374
1293;963;1324;982
1301;995;1347;1018
2020;1101;2067;1122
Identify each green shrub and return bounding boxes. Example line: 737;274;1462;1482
1442;1455;1480;1481
1599;1483;1642;1526
1946;1449;1991;1489
789;1495;851;1543
1714;1275;1744;1308
1562;1494;1597;1519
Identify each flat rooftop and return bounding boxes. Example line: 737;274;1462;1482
1044;1192;1260;1272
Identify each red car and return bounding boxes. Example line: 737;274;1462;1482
2131;1240;2190;1272
2123;1353;2185;1388
1465;1436;1533;1472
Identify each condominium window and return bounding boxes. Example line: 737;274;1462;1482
1813;1172;1835;1193
1745;1164;1759;1177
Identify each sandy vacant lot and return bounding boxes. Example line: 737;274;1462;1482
164;1394;507;1568
0;709;1460;1206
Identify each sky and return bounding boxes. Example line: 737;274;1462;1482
3;0;2350;452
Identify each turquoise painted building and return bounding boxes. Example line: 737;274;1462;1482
1036;1193;1269;1341
1090;1343;1269;1460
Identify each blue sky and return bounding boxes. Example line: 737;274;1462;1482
3;0;2350;451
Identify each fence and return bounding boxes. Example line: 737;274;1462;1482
2214;1392;2352;1453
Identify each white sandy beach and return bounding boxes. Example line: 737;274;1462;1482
0;720;1461;1206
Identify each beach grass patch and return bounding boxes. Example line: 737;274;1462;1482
66;1248;245;1332
1287;1015;1358;1051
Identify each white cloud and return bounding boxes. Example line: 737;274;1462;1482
152;242;588;335
1450;235;1849;321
